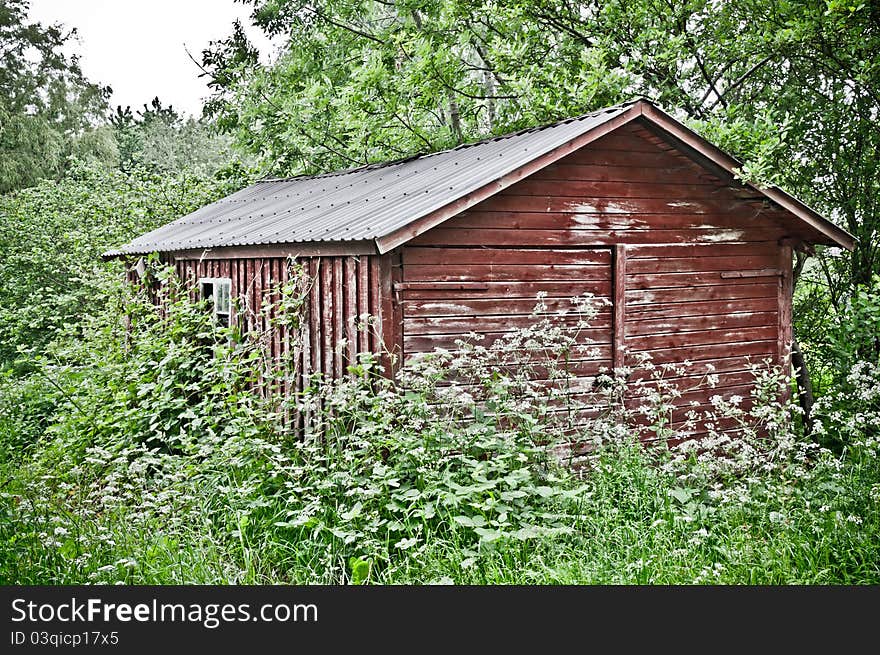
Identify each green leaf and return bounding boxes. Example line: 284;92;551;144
394;536;419;550
452;514;487;528
535;486;556;498
339;501;363;522
349;557;371;585
474;527;504;543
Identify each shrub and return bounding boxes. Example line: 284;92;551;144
0;161;246;367
809;276;880;450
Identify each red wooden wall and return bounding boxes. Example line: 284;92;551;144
405;119;794;436
163;253;394;400
399;246;614;391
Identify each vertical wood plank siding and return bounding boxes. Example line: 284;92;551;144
169;255;383;403
612;245;627;370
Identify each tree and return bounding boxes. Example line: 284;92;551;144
201;1;629;174
111;97;239;176
0;0;111;193
528;0;878;299
0;161;246;367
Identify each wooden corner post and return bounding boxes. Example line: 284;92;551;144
377;249;404;377
613;245;627;370
778;243;794;371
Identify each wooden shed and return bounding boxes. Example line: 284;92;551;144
105;99;854;432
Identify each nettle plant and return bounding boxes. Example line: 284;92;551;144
273;293;605;580
6;261;311;582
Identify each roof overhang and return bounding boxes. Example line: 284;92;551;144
375;99;855;253
102;240;378;261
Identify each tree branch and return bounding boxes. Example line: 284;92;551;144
391;110;435;150
307;7;385;45
710;55;774;109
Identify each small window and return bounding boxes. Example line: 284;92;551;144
199;277;232;327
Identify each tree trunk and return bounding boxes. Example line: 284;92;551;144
791;337;814;435
447;91;463;144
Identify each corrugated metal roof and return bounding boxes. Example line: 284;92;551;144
104;103;634;256
105;98;855;256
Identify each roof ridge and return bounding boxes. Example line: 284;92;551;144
256;101;637;184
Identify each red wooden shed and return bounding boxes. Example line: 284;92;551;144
105;99;854;431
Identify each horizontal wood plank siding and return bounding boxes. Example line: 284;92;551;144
400;247;613;376
406;123;790;437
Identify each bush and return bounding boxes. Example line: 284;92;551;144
0;266;295;583
825;275;880;373
806;276;880;450
0;161;246;367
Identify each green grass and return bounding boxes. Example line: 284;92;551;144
3;434;877;585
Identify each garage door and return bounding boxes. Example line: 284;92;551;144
399;246;613;384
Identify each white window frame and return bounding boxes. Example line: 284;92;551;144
199;277;232;327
